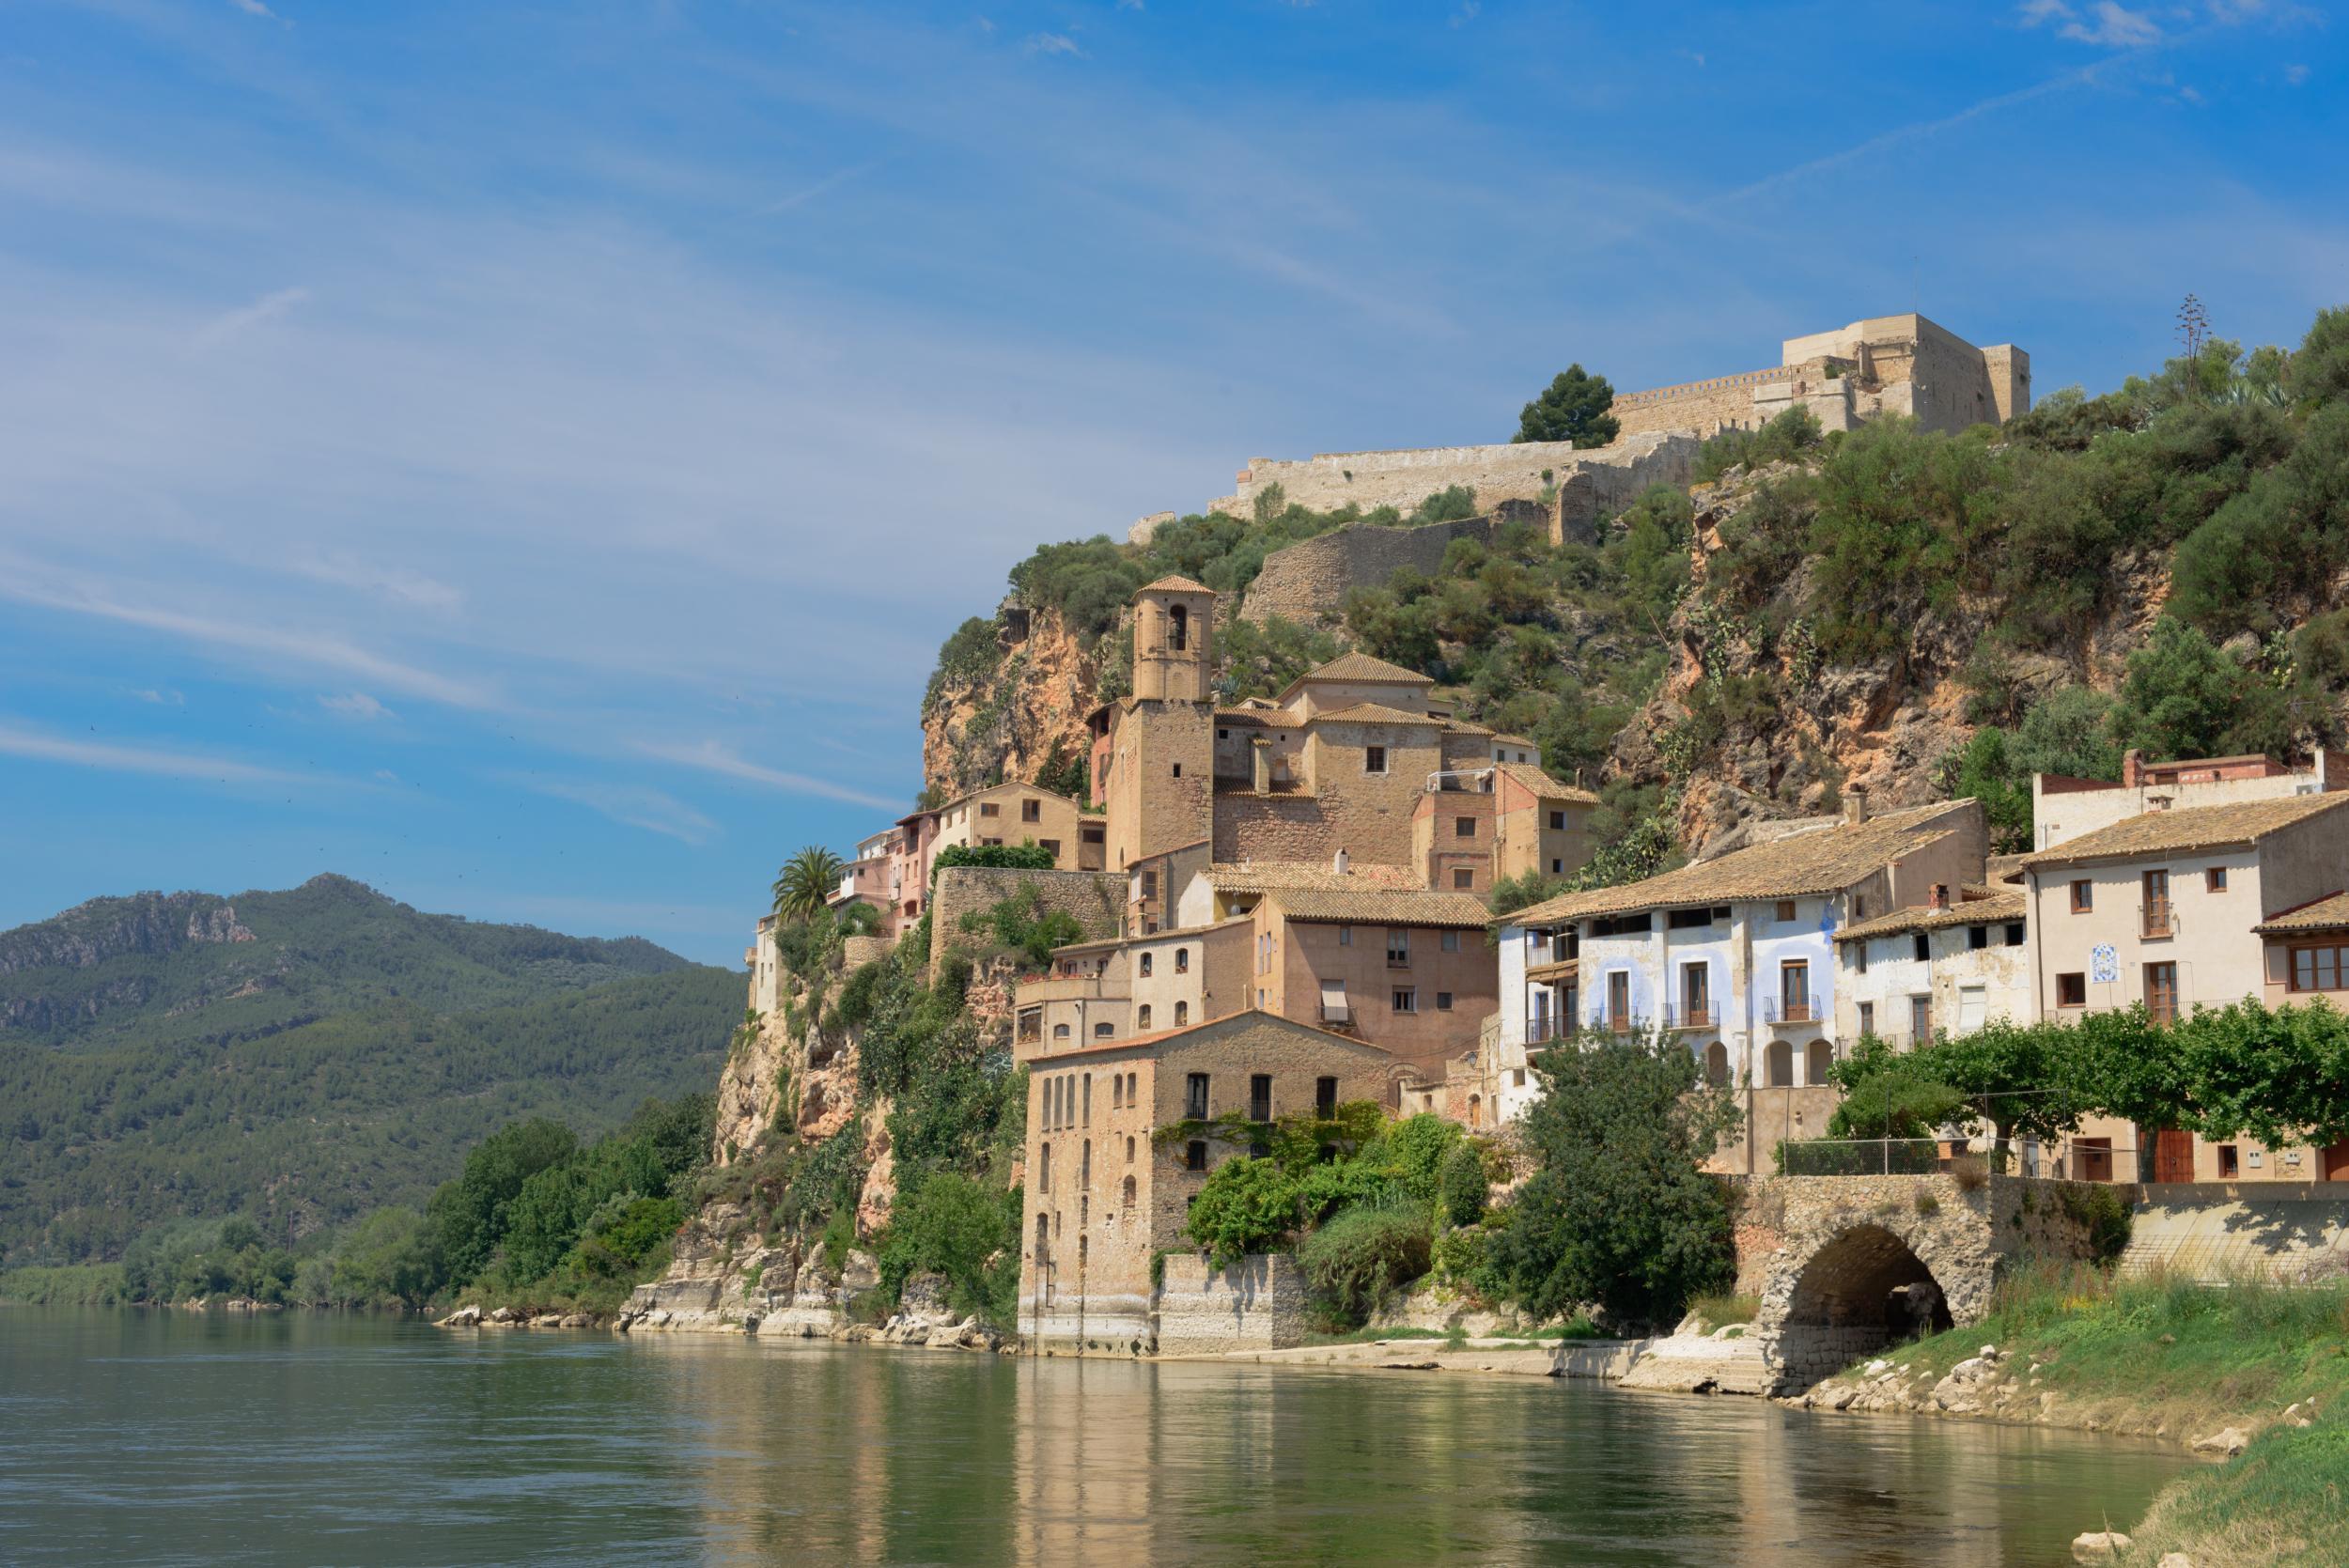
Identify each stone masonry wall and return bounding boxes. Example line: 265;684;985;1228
929;866;1127;969
1213;429;1698;524
1238;515;1499;627
1155;1253;1311;1355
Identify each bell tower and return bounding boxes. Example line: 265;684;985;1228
1131;576;1215;704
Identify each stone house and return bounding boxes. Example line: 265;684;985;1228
2254;892;2349;1181
1012;919;1252;1062
2030;746;2349;853
2020;791;2349;1184
1412;759;1598;897
1832;886;2030;1051
1490;796;1987;1168
1018;1011;1392;1355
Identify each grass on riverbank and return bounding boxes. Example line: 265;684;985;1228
2122;1417;2349;1567
1302;1315;1608;1348
0;1265;128;1306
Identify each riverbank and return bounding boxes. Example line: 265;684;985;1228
1790;1263;2349;1567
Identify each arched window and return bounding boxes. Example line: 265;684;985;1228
1039;1141;1051;1191
1805;1040;1831;1086
1122;1175;1136;1210
1112;1076;1123;1110
1139;952;1153;977
1082;1075;1092;1125
1053;1022;1070;1040
1138;1004;1153;1031
1705;1041;1730;1087
1174;1001;1189;1026
1169;603;1189;651
1126;1135;1136;1163
1174;947;1190;973
1766;1039;1795;1088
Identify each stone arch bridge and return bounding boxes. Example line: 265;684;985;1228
1737;1173;2108;1394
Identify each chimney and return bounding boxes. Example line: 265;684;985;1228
2123;748;2145;788
1843;784;1869;826
1252;736;1272;794
1333;846;1350;877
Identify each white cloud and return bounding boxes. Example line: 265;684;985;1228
0;720;315;785
319;691;394;721
284;554;464;614
229;0;281;16
2017;0;2075;26
2060;2;2162;45
1023;33;1086;57
506;774;720;845
634;737;904;812
193;286;311;349
2286;63;2310;84
125;687;185;706
1450;1;1481;26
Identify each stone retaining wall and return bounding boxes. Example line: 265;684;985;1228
1155;1253;1310;1355
928;866;1126;968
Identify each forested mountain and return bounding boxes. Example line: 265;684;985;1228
1;876;737;1265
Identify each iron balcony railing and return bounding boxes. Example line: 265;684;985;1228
1764;997;1817;1025
2141;900;2176;939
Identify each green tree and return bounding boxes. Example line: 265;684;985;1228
1487;1033;1739;1328
1514;365;1620;448
2289;304;2349;408
426;1116;579;1287
2110;617;2279;761
879;1172;1022;1323
772;846;848;924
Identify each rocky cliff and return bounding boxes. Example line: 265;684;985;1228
921;600;1105;800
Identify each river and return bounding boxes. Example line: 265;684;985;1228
0;1308;2185;1565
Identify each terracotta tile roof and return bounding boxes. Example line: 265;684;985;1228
1214;707;1304;729
1206;862;1426;893
2255;892;2349;934
1496;733;1538;750
1836;888;2026;942
1138;574;1214;594
2018;793;2349;870
1439;716;1495;737
1313;702;1443;726
1494;761;1600;804
1260;884;1494;928
1292;651;1435;687
1502;800;1976;926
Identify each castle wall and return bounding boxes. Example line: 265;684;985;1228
1213;430;1697;531
929;866;1128;968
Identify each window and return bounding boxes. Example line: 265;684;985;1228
2145;960;2179;1025
1171;763;1182;778
1455;816;1476;838
1039;1141;1051;1191
1185;1141;1207;1172
1136;1004;1153;1030
1315;1076;1338;1117
1852;895;1868;921
1365;745;1388;775
2070;880;2093;913
2291;943;2349;992
1913;933;1930;963
1168;602;1188;650
980;801;1000;817
1126;1134;1136;1163
1592;912;1653;936
1127;1072;1137;1103
1858;1001;1875;1037
1959;985;1987;1033
2004;923;2026;946
1095;1021;1114;1038
1909;994;1932;1047
1250;1074;1272;1121
1775;900;1797;923
2207;866;2229;893
1854;940;1869;975
1667;908;1714;930
1112;1075;1122;1110
1548;810;1567;831
1338;925;1352;947
2217;1143;2240;1179
1185;1072;1209;1119
1780;960;1811;1021
1453;869;1474;889
1436;991;1454;1010
1081;1139;1091;1186
1607;970;1630;1027
1174;1001;1189;1026
2143;870;2172;938
1122;1175;1136;1210
1440;929;1461;953
1081;824;1104;845
1681;962;1710;1025
2057;971;2087;1007
1018;1009;1042;1044
1081;1076;1091;1125
1392;987;1417;1013
1141;870;1159;898
1139;952;1153;977
1551;859;1563;874
1968;924;1989;951
1022;799;1042;823
1174;947;1190;973
1387;929;1409;965
1038;839;1060;858
1053;1023;1070;1040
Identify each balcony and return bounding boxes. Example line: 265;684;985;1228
1587;1009;1644;1035
1320;1002;1354;1027
1673;1003;1714;1032
1764;997;1817;1027
2141;900;2176;939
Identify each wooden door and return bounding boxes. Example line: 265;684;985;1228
2154;1127;2197;1184
2324;1141;2349;1181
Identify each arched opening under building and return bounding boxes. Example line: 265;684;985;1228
1703;1041;1729;1086
1773;1224;1953;1391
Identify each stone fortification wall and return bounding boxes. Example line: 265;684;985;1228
1155;1253;1311;1355
1611;365;1799;440
929;866;1126;969
1213;429;1697;527
1237;514;1499;627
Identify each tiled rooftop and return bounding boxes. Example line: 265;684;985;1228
2018;793;2349;869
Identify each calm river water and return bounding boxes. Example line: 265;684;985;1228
0;1308;2185;1566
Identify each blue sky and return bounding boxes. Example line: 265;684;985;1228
2;0;2341;966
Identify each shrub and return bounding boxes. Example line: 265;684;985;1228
1439;1143;1489;1228
1297;1205;1435;1326
930;843;1057;880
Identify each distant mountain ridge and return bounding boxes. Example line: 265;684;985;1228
1;875;736;1265
1;873;691;1047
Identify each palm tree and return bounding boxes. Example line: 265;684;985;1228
772;846;848;924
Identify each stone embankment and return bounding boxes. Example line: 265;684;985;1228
434;1270;1016;1354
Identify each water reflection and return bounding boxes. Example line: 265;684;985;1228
0;1310;2182;1567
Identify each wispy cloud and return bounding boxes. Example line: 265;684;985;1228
634;737;903;812
507;774;720;845
2061;3;2162;46
125;687;185;706
1024;33;1086;58
284;553;464;614
193;285;311;349
754;159;885;218
319;691;394;721
228;0;285;18
0;720;314;785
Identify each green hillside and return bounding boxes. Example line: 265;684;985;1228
0;876;739;1265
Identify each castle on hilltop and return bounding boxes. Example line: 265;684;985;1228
1206;312;2030;522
